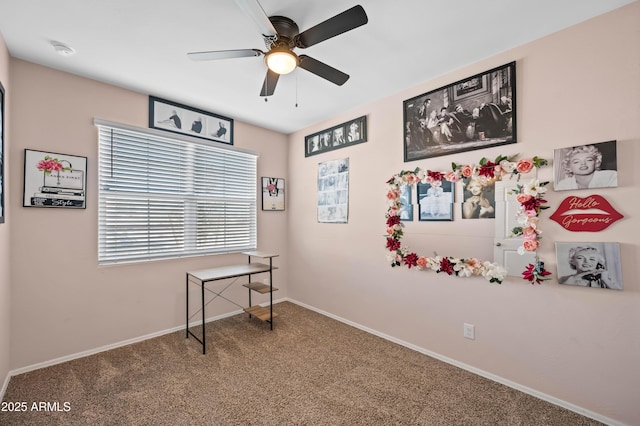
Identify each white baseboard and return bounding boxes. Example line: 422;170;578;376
1;370;10;402
9;298;287;378
286;298;622;426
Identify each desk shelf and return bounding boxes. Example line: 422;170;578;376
243;305;280;321
242;282;279;294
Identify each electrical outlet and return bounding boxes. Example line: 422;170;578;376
463;323;475;340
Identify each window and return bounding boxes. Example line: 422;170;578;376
95;120;257;264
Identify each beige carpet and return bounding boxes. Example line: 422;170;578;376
1;301;602;425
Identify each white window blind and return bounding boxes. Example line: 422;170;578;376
96;120;257;264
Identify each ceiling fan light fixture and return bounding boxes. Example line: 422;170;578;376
266;49;298;74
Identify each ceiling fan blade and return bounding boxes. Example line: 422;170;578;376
298;55;349;86
260;69;280;96
188;49;263;61
295;5;368;48
234;0;278;37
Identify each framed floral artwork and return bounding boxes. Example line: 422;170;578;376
23;149;87;209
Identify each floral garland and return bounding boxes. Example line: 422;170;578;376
385;154;550;284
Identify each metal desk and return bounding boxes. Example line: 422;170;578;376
186;252;278;354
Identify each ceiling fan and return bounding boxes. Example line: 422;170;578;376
187;0;368;97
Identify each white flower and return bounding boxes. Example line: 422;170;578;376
454;262;473;277
427;256;441;271
481;261;507;282
417;169;427;183
516;211;529;225
499;160;516;173
523;179;547;197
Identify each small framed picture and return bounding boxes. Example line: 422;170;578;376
149;96;233;145
261;177;285;211
461;177;496;219
418;180;454;221
399;185;413;221
0;82;5;223
23;149;87;209
555;242;622;290
553;140;617;191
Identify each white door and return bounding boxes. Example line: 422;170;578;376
494;179;536;277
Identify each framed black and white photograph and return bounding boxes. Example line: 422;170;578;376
0;82;5;223
403;62;516;162
399;185;413;221
149;96;233;145
317;158;349;223
418;180;454;221
553;140;617;191
461;177;496;219
261;177;285;211
23;149;87;209
305;116;367;157
555;242;623;290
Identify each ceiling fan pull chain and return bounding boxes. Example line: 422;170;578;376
295;74;299;108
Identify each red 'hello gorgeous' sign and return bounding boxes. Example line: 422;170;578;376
549;195;623;232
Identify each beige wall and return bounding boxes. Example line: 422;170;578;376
0;32;11;395
8;59;289;369
288;3;640;425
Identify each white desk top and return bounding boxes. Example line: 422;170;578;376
187;263;272;282
242;251;279;258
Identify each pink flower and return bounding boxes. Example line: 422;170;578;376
522;226;539;237
386;227;395;235
386;190;399;200
444;171;459;182
522;239;540;252
402;174;419;185
461;165;473;178
37;159;64;173
516;158;534;174
465;258;482;274
416;256;427;268
525;209;537;217
516;193;533;204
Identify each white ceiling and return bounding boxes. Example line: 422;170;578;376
0;0;635;134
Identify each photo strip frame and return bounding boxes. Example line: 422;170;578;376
305;116;367;157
